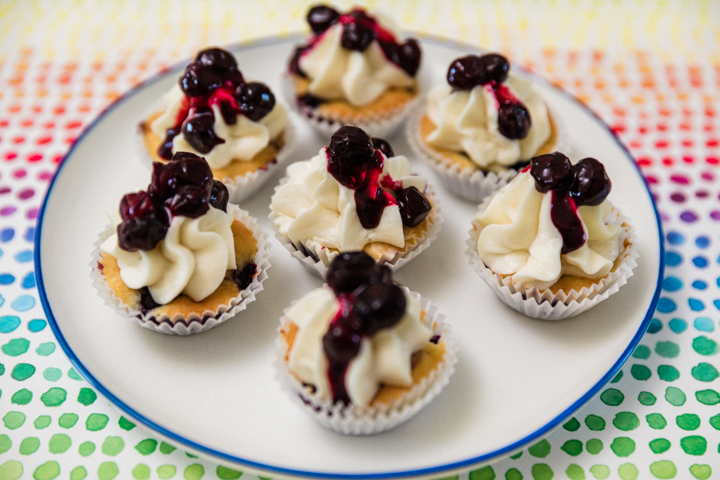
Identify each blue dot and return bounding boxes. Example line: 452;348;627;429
0;315;21;333
0;294;4;307
716;278;720;288
688;298;705;311
692;256;708;268
695;236;710;248
0;248;3;259
662;277;683;292
24;227;34;242
21;272;35;289
14;251;33;263
666;231;685;245
714;300;720;311
0;228;15;242
27;319;46;332
0;274;15;285
647;318;663;333
657;298;677;313
692;280;707;290
10;295;35;312
669;318;687;333
665;251;682;266
694;317;714;332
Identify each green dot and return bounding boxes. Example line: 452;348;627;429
710;414;720;430
650;460;677;479
689;464;712;480
98;462;119;480
676;413;701;430
159;442;176;455
70;466;87;480
658;365;680;382
586;439;603;455
78;441;95;457
118;417;136;431
185;453;198;459
589;465;610;479
34;415;51;429
58;413;78;429
611;371;624;383
691;363;719;382
0;434;11;454
561;439;583;456
157;465;176;480
68;368;82;380
216;466;243;480
610;437;635;457
528;439;551;458
33;461;60;480
638;391;657;405
40;387;67;407
530;463;553;480
631;364;652;380
43;368;62;382
86;413;108;431
3;411;26;429
12;388;32;405
135;439;158;455
585;414;606;431
36;342;55;356
469;466;496;480
2;338;30;356
647;413;667;429
613;412;640;431
563;417;580;431
649;438;671;454
184;464;204;480
0;363;4;376
618;463;639;480
11;363;35;381
565;464;585;480
695;389;720;405
132;464;151;480
0;460;23;480
600;388;624;406
692;336;718;356
102;437;125;456
19;437;40;455
510;451;522;459
77;388;97;406
48;433;71;453
680;436;707;455
665;386;686;406
655;341;680;358
633;345;651;359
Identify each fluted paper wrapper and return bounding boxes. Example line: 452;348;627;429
90;205;271;335
466;200;638;320
274;288;458;435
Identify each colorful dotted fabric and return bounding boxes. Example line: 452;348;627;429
1;1;719;479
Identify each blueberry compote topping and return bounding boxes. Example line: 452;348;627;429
158;47;275;160
326;126;431;229
322;252;407;404
290;5;421;78
528;152;612;254
446;53;531;140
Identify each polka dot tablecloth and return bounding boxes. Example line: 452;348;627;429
1;1;719;479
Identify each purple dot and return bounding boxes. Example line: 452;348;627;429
711;211;720;220
17;189;34;200
0;187;10;195
696;190;709;198
670;193;686;203
680;211;698;222
670;175;690;184
660;212;671;222
0;206;16;216
26;208;38;220
702;172;714;181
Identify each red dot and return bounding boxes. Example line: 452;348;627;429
707;157;719;165
637;157;653;167
65;137;75;144
54;105;65;115
5;152;16;161
611;124;626;134
0;120;8;127
646;175;659;184
12;169;26;179
680;123;691;131
638;126;648;134
655;140;669;148
682;139;694;147
670;175;690;184
53;154;63;163
708;139;719;147
683;156;694;164
662;158;673;166
12;136;25;144
20;119;34;128
36;136;52;145
27;154;43;163
65;120;82;129
657;123;668;131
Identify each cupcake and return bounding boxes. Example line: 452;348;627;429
286;5;421;137
92;152;270;334
270;126;441;276
276;252;456;434
466;152;637;320
139;47;292;203
410;53;560;201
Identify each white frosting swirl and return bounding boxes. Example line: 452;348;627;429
271;148;426;252
476;171;620;289
426;74;551;170
150;85;287;170
299;22;416;106
286;285;432;407
101;205;237;305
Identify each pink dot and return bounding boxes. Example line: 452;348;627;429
1;206;16;216
670;175;690;184
660;212;670;222
5;152;16;161
17;188;34;200
702;172;715;181
26;207;38;220
27;154;43;163
37;171;53;181
711;211;720;220
12;169;26;179
670;193;686;203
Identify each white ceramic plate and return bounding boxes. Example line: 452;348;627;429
36;36;663;479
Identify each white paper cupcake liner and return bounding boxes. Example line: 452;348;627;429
282;75;419;139
90;205;271;335
465;201;638;320
269;182;443;278
274;288;458;435
407;101;570;203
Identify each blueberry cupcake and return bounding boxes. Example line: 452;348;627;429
276;252;456;434
466;152;637;320
140;47;293;203
410;53;561;201
286;5;421;137
92;153;270;334
270;126;441;276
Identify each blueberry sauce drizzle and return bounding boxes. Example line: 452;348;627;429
528;152;612;254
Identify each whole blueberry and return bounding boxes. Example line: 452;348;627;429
209;180;229;212
481;53;509;83
323;322;362;363
447;55;486;90
341;15;374;51
530;152;574;193
395;186;432;227
307;5;340;34
371;137;394;158
236;82;276;121
196;48;238;71
570;157;612;206
326;251;378;294
497;102;531;140
182;112;225;154
354;282;406;336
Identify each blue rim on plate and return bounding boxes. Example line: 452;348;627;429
35;34;664;479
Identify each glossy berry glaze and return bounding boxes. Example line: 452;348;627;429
322;252;408;404
527;152;612;254
447;54;531;140
326;126;431;229
158;47;276;160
